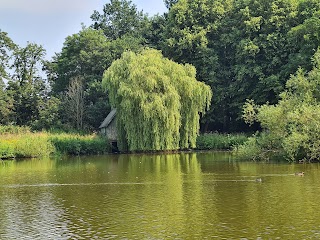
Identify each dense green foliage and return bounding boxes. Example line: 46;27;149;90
103;49;212;152
91;0;148;41
47;28;112;130
238;49;320;162
0;30;16;80
49;134;110;155
0;125;31;134
0;41;54;128
163;0;320;131
196;133;248;150
48;8;146;130
1;0;320;155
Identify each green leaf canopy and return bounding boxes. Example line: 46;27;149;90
102;49;212;152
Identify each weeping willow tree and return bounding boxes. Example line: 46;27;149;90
102;49;212;152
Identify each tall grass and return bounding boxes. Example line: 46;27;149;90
1;127;249;158
0;125;110;159
0;133;54;159
49;133;110;155
196;133;248;150
0;141;15;159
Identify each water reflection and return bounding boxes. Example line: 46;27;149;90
0;152;320;239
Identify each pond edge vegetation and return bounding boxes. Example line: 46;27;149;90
0;126;110;159
0;125;249;160
234;50;320;163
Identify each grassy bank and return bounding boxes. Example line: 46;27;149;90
49;133;110;155
196;133;248;150
0;133;54;159
0;126;110;159
0;126;250;159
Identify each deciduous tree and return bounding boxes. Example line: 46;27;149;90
65;76;85;130
163;0;320;132
240;49;320;162
48;27;112;129
8;43;47;126
102;49;212;152
0;30;16;80
91;0;147;40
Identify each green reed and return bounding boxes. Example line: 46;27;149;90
196;133;248;150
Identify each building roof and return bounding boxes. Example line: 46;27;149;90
99;109;117;128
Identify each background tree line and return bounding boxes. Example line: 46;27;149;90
1;0;320;133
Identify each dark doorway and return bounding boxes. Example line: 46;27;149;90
111;141;119;153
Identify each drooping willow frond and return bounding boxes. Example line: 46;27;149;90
102;49;212;152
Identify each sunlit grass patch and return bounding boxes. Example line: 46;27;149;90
0;132;54;159
0;125;110;159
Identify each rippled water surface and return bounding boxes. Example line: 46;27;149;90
1;152;320;239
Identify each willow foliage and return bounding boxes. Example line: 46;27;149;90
102;49;212;152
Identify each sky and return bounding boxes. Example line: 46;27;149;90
0;0;167;60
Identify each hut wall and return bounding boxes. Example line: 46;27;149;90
106;118;117;141
101;128;106;135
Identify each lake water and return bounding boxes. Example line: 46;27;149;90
0;152;319;239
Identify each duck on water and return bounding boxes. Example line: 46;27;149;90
294;172;305;176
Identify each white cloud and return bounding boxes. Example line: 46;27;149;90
0;0;101;14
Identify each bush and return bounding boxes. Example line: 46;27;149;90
0;125;31;134
238;50;320;162
196;133;248;150
0;141;15;159
234;132;284;161
49;134;110;155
